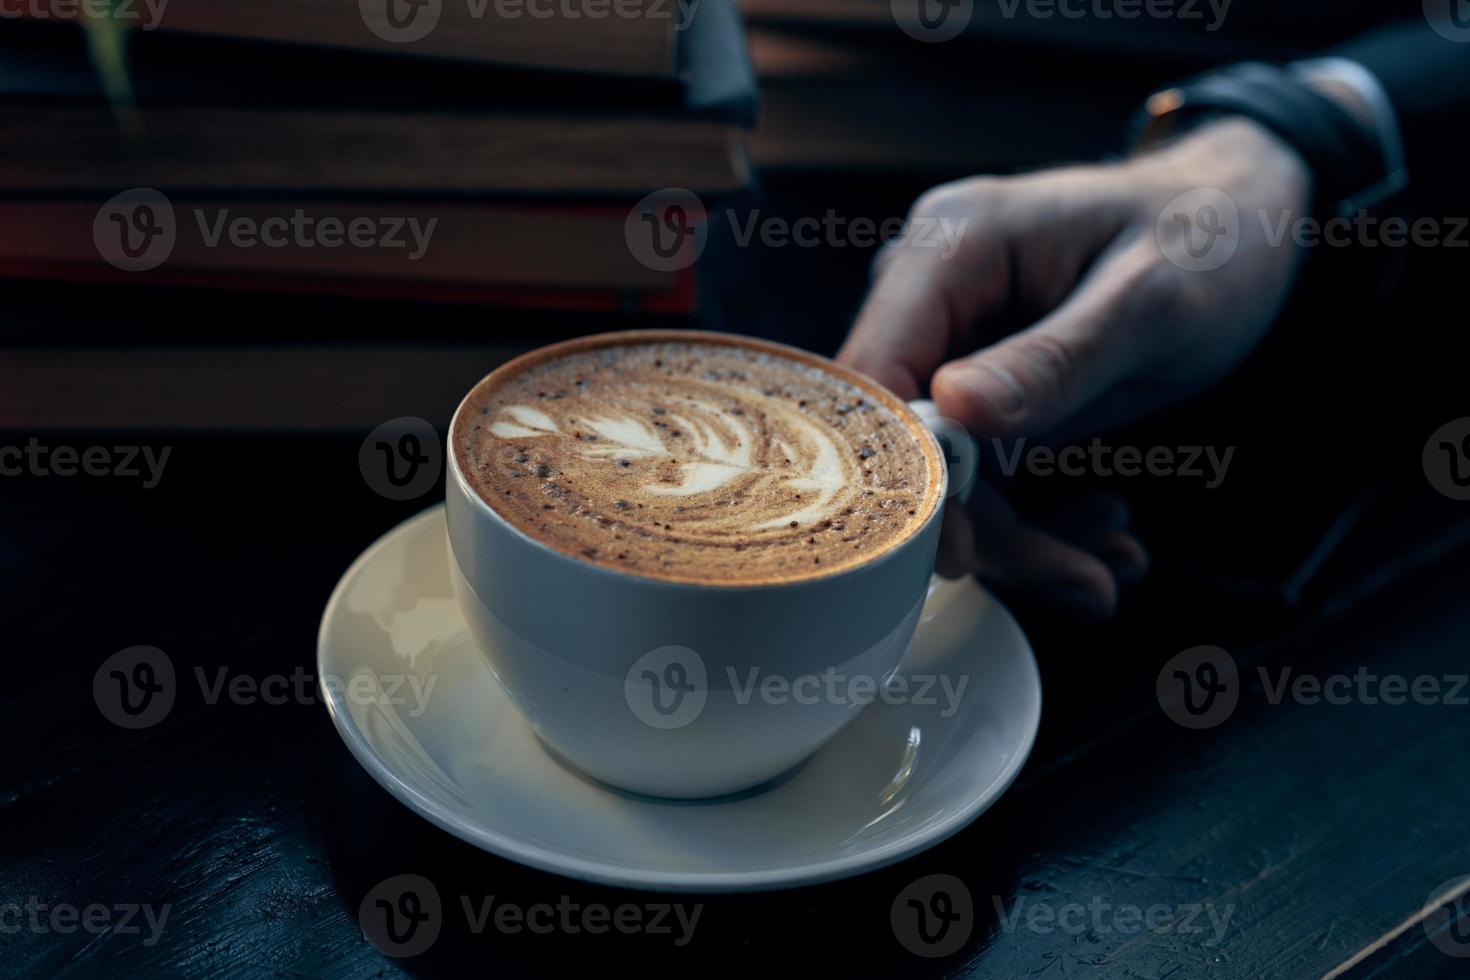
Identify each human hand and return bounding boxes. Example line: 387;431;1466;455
839;118;1311;620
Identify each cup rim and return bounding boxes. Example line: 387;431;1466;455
447;328;947;592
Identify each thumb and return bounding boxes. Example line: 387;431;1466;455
931;240;1151;437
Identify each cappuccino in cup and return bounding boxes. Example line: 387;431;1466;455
446;330;953;798
454;336;942;583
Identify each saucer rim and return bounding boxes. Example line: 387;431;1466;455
317;505;1041;893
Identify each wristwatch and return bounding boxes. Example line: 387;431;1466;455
1132;60;1411;299
1133;61;1408;224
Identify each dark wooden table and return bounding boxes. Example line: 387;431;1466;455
5;175;1470;979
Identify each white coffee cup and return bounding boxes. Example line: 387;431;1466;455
445;331;971;799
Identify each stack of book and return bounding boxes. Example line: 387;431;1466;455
0;1;756;313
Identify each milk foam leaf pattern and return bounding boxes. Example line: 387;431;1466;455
488;395;848;524
458;338;938;582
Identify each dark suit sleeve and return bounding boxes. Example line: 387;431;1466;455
1334;18;1470;209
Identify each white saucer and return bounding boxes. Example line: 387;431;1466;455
318;506;1041;893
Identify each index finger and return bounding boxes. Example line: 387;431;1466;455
836;245;958;399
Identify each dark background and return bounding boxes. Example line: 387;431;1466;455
5;2;1470;976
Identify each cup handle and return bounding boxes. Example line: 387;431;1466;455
908;399;977;506
890;401;977;685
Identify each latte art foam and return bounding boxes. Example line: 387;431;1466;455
455;336;941;584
